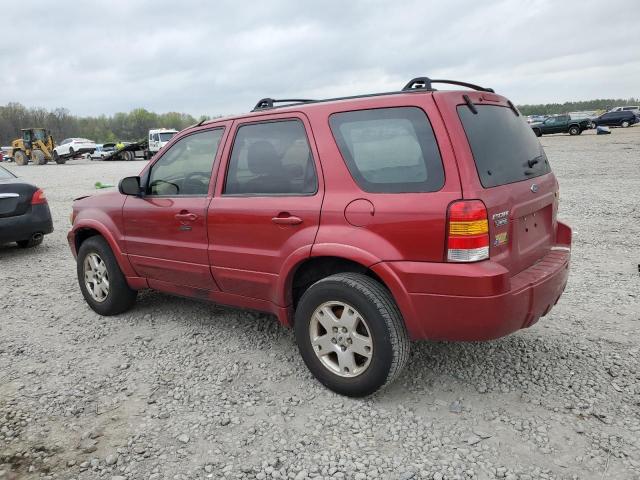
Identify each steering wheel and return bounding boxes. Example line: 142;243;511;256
183;172;210;194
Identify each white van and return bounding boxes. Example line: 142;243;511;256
148;128;178;155
609;106;639;116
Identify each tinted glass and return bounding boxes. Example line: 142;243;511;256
159;132;176;142
458;105;551;188
147;129;223;196
224;120;317;195
329;107;444;193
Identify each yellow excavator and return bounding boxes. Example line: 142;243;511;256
10;128;58;165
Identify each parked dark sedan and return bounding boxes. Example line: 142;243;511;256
592;110;638;128
0;165;53;247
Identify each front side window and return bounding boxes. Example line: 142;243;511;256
147;129;223;196
329;107;444;193
224;120;317;195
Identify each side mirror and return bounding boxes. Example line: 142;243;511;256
119;176;142;196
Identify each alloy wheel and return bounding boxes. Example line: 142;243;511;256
84;253;109;302
309;301;373;377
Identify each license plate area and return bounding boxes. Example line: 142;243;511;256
0;194;20;216
516;205;553;255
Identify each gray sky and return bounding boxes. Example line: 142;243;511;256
2;0;638;117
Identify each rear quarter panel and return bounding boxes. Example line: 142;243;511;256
305;93;462;264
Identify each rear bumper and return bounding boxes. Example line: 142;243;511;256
0;204;54;244
373;222;571;341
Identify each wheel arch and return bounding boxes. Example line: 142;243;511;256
72;220;137;278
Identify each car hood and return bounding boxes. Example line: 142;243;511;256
73;190;121;204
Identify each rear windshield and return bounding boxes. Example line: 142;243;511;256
458;105;551;188
329;107;445;193
0;166;15;180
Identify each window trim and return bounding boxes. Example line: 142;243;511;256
143;127;225;198
221;118;319;197
328;106;446;194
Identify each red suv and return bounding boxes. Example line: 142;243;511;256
68;78;571;396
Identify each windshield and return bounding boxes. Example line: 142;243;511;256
458;105;551;188
33;130;47;141
158;132;176;142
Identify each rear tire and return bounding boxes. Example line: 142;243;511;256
53;151;66;164
69;147;75;156
123;151;134;161
568;126;580;136
621;120;630;128
294;273;410;397
14;150;28;166
31;149;46;165
533;129;542;137
17;235;43;248
77;236;137;315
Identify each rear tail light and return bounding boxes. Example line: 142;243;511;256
31;188;47;205
447;200;489;262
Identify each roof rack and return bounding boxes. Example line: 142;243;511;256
402;77;494;93
252;98;316;111
250;77;495;113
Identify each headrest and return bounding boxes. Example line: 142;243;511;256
247;141;281;175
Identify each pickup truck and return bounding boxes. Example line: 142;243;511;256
530;115;591;137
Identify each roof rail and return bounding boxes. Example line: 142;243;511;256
252;98;316;112
402;77;494;93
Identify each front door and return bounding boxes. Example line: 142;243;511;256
123;127;226;289
208;114;323;304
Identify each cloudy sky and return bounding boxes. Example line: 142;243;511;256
2;0;638;117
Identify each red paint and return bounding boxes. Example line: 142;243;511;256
69;87;572;341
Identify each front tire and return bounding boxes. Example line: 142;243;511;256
533;129;542;137
568;126;580;136
77;236;137;315
14;150;28;166
621;120;630;128
294;273;410;397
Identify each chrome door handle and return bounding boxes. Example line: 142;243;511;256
271;215;303;225
175;212;198;221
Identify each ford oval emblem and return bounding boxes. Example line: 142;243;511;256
531;183;539;193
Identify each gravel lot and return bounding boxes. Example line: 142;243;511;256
1;127;639;480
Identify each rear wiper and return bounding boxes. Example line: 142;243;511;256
527;154;545;168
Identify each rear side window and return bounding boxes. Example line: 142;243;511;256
458;105;551;188
329;107;444;193
224;120;317;196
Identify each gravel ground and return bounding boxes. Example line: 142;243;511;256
1;127;639;480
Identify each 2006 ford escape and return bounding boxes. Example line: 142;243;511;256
68;77;571;396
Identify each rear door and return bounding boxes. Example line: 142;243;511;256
435;92;558;275
207;113;322;304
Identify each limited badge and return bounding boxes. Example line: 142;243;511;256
493;231;508;246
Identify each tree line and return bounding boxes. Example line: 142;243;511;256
0;103;209;146
2;97;639;146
